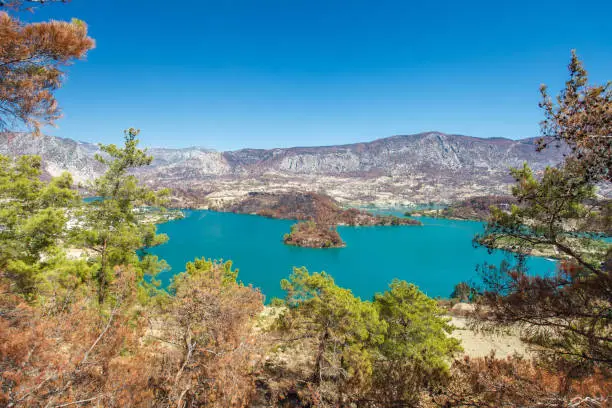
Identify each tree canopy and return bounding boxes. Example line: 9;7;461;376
476;52;611;375
371;280;462;406
0;9;94;133
274;269;463;407
278;267;386;403
78;128;170;305
0;154;89;302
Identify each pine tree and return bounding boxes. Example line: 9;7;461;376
0;154;86;300
0;11;94;132
277;267;386;403
371;280;462;406
476;51;611;373
78;128;169;305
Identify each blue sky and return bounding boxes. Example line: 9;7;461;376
22;0;612;150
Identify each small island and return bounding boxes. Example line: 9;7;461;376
215;191;421;248
283;221;346;248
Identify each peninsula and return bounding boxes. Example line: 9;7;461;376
215;191;420;248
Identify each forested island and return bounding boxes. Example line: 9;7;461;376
216;191;421;247
283;220;346;248
216;191;421;226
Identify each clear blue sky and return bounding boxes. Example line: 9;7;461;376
23;0;612;150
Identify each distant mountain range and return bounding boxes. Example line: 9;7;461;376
0;131;571;206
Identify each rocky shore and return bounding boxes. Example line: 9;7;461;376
283;221;346;248
212;191;422;248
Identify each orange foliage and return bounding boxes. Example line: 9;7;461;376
0;268;145;407
147;261;265;407
0;11;94;132
283;220;345;248
432;354;611;407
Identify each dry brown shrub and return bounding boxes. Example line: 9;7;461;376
430;354;610;408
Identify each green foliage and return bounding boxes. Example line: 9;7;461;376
276;270;461;405
372;280;462;405
268;297;285;307
0;154;84;299
475;53;611;373
279;267;386;399
538;50;611;185
0;130;173;310
172;257;239;290
77;128;170;305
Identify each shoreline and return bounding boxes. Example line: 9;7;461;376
155;208;580;265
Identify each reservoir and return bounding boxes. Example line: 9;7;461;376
148;210;556;301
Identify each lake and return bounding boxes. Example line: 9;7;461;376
147;210;557;302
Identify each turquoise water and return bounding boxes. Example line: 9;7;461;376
147;210;557;302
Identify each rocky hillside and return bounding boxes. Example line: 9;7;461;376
224;133;562;177
0;131;570;206
0;132;103;182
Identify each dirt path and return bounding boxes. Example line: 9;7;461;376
449;316;529;358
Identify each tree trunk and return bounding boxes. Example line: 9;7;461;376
97;238;108;304
312;329;329;385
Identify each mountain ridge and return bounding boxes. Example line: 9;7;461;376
0;131;571;206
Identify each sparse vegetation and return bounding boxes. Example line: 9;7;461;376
450;281;478;303
283;220;345;248
474;51;611;379
221;191;422;227
231;192;420;247
434;195;516;221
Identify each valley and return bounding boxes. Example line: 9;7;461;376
2;2;610;405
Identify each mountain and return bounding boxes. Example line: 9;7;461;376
0;131;569;206
0;132;103;182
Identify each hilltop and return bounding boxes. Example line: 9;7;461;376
0;131;570;206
